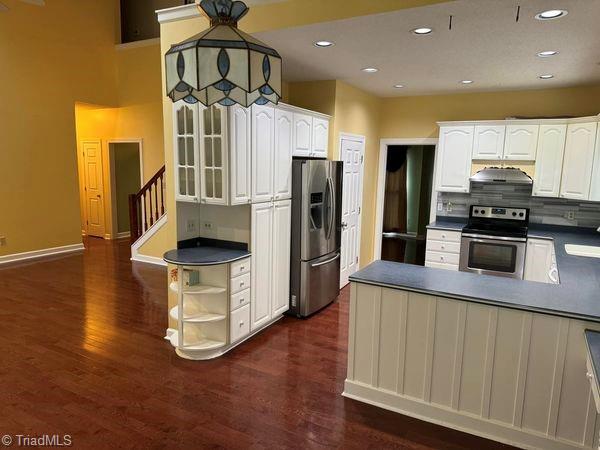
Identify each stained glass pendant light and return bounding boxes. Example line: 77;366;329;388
165;0;282;107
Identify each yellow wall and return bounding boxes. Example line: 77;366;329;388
0;0;120;256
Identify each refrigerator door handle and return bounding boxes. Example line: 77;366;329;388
310;252;340;268
326;176;335;240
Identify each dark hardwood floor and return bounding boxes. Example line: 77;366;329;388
0;238;514;449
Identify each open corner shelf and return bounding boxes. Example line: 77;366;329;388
168;331;226;351
169;306;226;323
169;282;226;295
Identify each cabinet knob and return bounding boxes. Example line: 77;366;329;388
240;266;245;271
497;155;501;159
587;372;594;380
239;321;244;327
441;245;445;249
440;256;445;261
240;281;245;286
240;297;244;304
441;234;446;239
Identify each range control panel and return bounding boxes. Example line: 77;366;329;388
470;206;528;221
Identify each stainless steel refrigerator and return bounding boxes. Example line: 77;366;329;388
289;159;343;317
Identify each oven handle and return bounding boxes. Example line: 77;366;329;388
461;233;527;243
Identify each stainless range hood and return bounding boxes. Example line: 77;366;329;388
470;167;533;185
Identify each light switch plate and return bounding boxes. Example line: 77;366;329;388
0;236;5;247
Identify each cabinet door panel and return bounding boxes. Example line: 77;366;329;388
533;125;567;198
560;122;597;200
590;126;600;202
504;125;539;160
251;105;275;203
200;105;228;204
472;125;505;160
293;113;312;157
173;102;200;202
229;105;251;204
524;239;554;283
435;126;474;193
274;109;293;200
272;200;291;317
312;117;329;158
251;203;273;330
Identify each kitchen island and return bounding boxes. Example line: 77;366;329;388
345;227;600;450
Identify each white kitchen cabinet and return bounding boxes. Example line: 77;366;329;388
560;122;598;200
200;104;228;204
524;238;559;284
312;117;329;158
251;105;275;203
271;200;291;316
173;102;200;203
251;202;273;330
273;108;293;200
292;112;312;157
435;126;474;193
472;125;506;160
229;104;251;205
504;125;539;160
425;229;462;271
589;125;600;202
533;124;567;198
250;200;292;330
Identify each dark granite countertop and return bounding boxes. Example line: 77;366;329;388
352;225;600;323
585;330;600;393
426;217;467;231
164;238;250;266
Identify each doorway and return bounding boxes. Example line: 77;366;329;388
82;140;106;238
339;134;365;288
374;140;437;264
108;141;142;240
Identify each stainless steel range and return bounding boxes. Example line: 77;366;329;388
459;205;529;279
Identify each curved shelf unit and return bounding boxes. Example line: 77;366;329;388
168;330;226;351
169;306;226;323
169;282;226;295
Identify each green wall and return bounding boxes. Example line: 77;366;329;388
112;143;141;233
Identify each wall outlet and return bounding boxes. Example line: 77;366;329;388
564;211;575;220
0;236;5;247
446;202;453;213
186;219;196;233
202;221;213;231
437;202;443;212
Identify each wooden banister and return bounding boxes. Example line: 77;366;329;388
129;165;166;244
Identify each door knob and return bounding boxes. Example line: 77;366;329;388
341;222;348;229
97;194;101;198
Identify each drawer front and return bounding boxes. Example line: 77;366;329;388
230;288;250;312
426;240;461;254
230;272;251;295
426;250;460;266
425;261;459;271
230;304;250;343
427;229;461;243
230;257;251;278
586;355;600;414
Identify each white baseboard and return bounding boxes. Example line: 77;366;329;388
115;231;131;239
0;243;85;265
131;253;167;267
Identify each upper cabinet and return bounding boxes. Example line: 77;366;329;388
504;124;539;160
472;125;506;160
436;126;474;193
533;124;567;198
174;102;200;203
173;101;330;205
560;122;598;200
590;126;600;202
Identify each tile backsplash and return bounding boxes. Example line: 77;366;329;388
437;184;600;228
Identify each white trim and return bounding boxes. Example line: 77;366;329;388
115;232;131;239
131;254;167;267
0;243;84;265
277;102;332;120
437;114;600;127
130;213;168;264
374;138;439;261
338;133;366;288
116;38;160;51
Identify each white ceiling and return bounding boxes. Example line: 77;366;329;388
254;0;600;97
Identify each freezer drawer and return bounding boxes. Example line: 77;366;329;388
293;251;340;317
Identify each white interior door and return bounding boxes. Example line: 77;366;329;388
339;137;364;288
83;140;105;238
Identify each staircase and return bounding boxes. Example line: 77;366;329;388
129;165;165;244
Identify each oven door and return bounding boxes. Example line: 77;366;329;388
459;234;526;279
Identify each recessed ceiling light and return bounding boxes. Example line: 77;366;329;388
314;40;334;48
393;84;404;89
460;80;474;84
539;74;554;79
535;9;568;20
537;50;558;57
361;67;378;73
412;27;433;35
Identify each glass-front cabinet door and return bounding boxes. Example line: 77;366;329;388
173;102;200;202
200;104;228;204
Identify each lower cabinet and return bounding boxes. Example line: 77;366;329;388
425;229;462;271
524;238;559;284
251;200;291;330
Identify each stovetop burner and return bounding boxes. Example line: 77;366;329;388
462;205;530;239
